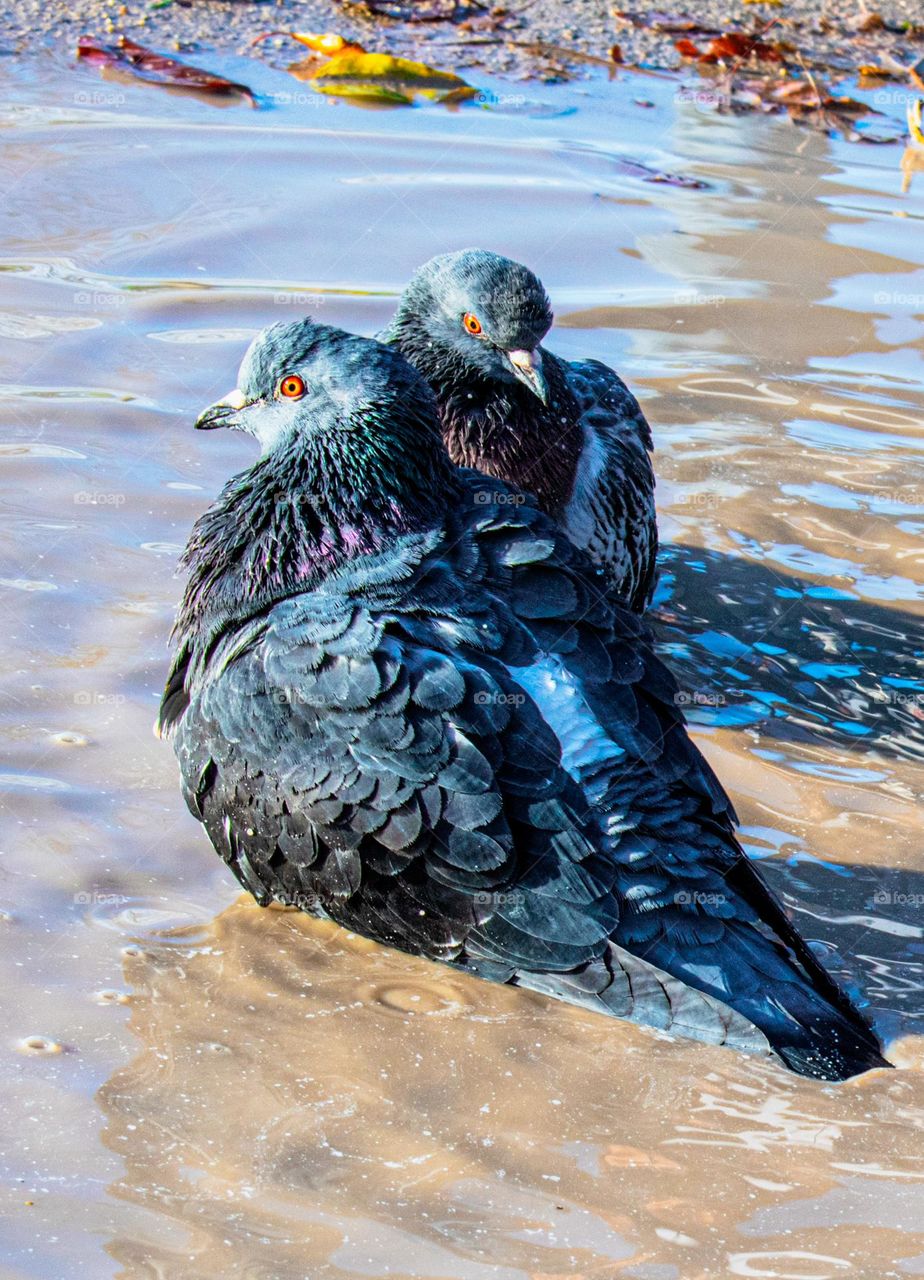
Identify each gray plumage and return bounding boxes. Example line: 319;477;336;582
381;249;658;611
160;318;887;1081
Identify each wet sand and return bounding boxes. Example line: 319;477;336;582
5;0;924;80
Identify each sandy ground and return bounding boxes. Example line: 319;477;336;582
5;0;924;81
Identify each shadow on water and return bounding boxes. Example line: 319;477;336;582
754;853;924;1049
652;544;924;762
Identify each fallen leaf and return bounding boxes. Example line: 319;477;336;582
675;27;788;64
823;96;872;117
76;35;257;105
674;37;702;57
517;40;621;71
708;32;785;62
678;60;894;142
790;93;870;119
251;30;366;56
615;10;720;34
857;63;904;80
769;78;878;135
310;51;473;104
770;78;821;106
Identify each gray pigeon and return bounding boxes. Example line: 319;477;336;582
381;249;658;611
159;318;887;1082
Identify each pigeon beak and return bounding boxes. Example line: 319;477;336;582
194;387;248;430
506;348;548;405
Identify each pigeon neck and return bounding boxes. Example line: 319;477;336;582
428;349;584;520
175;426;457;644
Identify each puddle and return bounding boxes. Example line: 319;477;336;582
0;48;922;1280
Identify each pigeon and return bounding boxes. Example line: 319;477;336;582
381;248;658;612
159;318;887;1082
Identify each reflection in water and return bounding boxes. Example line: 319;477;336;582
100;901;919;1279
653;545;924;761
0;46;922;1280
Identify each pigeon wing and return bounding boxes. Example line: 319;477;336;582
562;357;659;611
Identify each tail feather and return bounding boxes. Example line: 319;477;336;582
512;944;775;1057
637;921;889;1081
487;930;888;1081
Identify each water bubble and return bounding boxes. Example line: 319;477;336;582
50;731;89;747
17;1035;63;1056
366;981;472;1016
93;989;130;1006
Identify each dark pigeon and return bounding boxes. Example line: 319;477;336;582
381;248;658;612
159;318;888;1082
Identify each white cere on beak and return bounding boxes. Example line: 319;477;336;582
507;349;542;376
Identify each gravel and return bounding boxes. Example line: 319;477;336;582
4;0;924;83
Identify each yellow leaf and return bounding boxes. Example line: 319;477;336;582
311;51;472;105
858;64;898;79
249;29;366;55
290;31;366;56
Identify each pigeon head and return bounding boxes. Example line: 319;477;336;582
196;317;444;459
183;321;459;629
391;249;554;403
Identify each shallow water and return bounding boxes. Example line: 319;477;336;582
1;45;923;1280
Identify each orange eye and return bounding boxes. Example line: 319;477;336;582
279;374;305;400
463;312;483;336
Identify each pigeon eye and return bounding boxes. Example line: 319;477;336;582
463;313;483;336
278;374;306;400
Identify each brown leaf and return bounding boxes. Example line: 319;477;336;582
76;36;257;105
822;95;870;118
676;29;786;64
674;38;702;57
703;32;786;63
